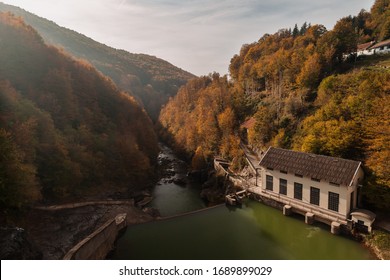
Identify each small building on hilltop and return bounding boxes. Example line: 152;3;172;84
256;147;375;233
369;39;390;55
357;41;375;56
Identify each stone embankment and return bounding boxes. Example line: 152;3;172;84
63;213;127;260
22;200;154;259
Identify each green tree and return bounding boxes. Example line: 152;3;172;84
292;24;299;37
332;17;358;61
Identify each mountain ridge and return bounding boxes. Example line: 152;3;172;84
0;12;159;209
0;2;195;119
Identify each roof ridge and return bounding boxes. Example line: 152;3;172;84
267;146;361;164
369;38;390;49
259;147;362;186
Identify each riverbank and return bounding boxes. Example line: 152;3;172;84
1;200;154;259
363;230;390;260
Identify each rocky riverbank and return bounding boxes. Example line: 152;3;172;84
0;201;154;259
363;229;390;260
1;143;213;260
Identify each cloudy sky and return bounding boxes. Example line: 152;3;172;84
3;0;374;75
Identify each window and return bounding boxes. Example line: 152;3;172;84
330;182;340;187
294;182;303;200
280;170;287;174
295;173;303;178
266;175;273;191
311;177;320;182
267;167;274;170
328;192;339;212
310;187;320;206
279;179;287;195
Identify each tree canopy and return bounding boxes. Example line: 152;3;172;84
159;0;390;211
0;13;159;214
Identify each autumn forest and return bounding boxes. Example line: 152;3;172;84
159;0;390;211
1;0;390;225
0;12;160;213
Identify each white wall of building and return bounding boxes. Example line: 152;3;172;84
372;45;390;54
357;49;374;56
260;167;363;219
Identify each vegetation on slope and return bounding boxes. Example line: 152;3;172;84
0;13;159;216
365;230;390;260
159;74;245;170
0;2;195;120
158;0;390;212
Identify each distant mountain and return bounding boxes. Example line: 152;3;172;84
0;12;159;209
0;2;195;119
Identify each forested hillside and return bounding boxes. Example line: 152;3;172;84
0;13;159;215
0;2;195;120
159;74;245;170
159;0;390;211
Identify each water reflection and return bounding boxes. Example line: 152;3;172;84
112;144;372;260
113;201;372;260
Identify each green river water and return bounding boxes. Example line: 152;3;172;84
112;146;373;260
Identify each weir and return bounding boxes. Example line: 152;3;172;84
63;213;127;260
111;200;372;260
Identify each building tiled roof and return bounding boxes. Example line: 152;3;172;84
357;41;375;51
369;38;390;49
259;147;361;186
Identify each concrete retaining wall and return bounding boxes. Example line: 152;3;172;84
248;192;284;210
35;200;134;211
63;213;127;260
214;158;231;176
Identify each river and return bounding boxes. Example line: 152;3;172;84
111;145;373;260
148;144;206;217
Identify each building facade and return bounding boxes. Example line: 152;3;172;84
258;147;364;221
369;39;390;55
357;41;375;56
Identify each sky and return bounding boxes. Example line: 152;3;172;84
2;0;375;76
